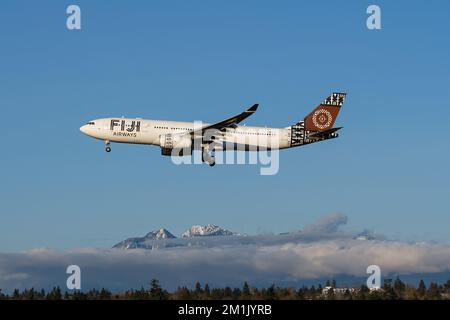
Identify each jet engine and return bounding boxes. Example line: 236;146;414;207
159;134;192;156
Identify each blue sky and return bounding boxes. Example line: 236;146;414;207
0;1;449;252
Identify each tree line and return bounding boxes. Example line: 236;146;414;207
1;278;449;300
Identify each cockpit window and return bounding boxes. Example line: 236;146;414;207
86;122;95;125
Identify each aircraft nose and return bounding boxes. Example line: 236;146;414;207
80;125;87;134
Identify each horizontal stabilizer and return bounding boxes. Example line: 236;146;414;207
308;126;343;139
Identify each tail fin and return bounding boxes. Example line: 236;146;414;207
303;92;346;132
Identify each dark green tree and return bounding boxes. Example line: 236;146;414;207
204;283;211;299
232;288;241;299
427;282;440;299
393;276;406;297
72;290;88;300
382;286;397;300
194;282;202;296
296;288;305;300
13;289;20;299
47;287;62;300
176;286;191;300
23;288;36;300
100;288;112;300
343;289;352;300
150;279;168;300
417;280;426;299
368;289;383;300
223;287;233;299
309;285;316;300
443;280;450;293
326;287;335;300
242;282;250;297
265;284;276;300
356;285;370;300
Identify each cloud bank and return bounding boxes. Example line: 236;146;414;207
1;214;450;292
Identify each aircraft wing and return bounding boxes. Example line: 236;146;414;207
190;104;258;138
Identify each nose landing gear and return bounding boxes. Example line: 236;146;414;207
105;140;111;153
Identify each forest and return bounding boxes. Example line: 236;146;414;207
1;278;450;300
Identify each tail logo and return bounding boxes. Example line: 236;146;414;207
312;109;332;130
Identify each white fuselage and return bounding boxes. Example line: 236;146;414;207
80;118;292;150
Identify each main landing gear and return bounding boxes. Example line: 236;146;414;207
105;140;111;153
202;148;215;167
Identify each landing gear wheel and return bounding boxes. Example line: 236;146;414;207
202;149;215;167
105;140;111;153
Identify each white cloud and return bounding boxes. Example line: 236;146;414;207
1;239;450;293
1;214;450;292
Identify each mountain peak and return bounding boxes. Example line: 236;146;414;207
181;224;236;238
145;228;176;240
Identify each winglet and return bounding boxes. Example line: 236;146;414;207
247;104;259;113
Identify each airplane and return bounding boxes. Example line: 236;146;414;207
80;92;346;166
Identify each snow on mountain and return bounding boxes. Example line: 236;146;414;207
145;228;176;240
112;225;238;250
352;229;379;241
181;224;237;238
113;228;176;249
112;223;378;251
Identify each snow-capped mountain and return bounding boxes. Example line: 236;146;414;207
352;229;378;241
145;228;176;240
181;224;237;238
113;228;176;249
113;225;238;250
112;222;380;251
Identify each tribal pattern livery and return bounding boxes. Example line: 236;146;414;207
290;92;346;147
312;109;333;130
321;92;346;106
304;92;345;132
